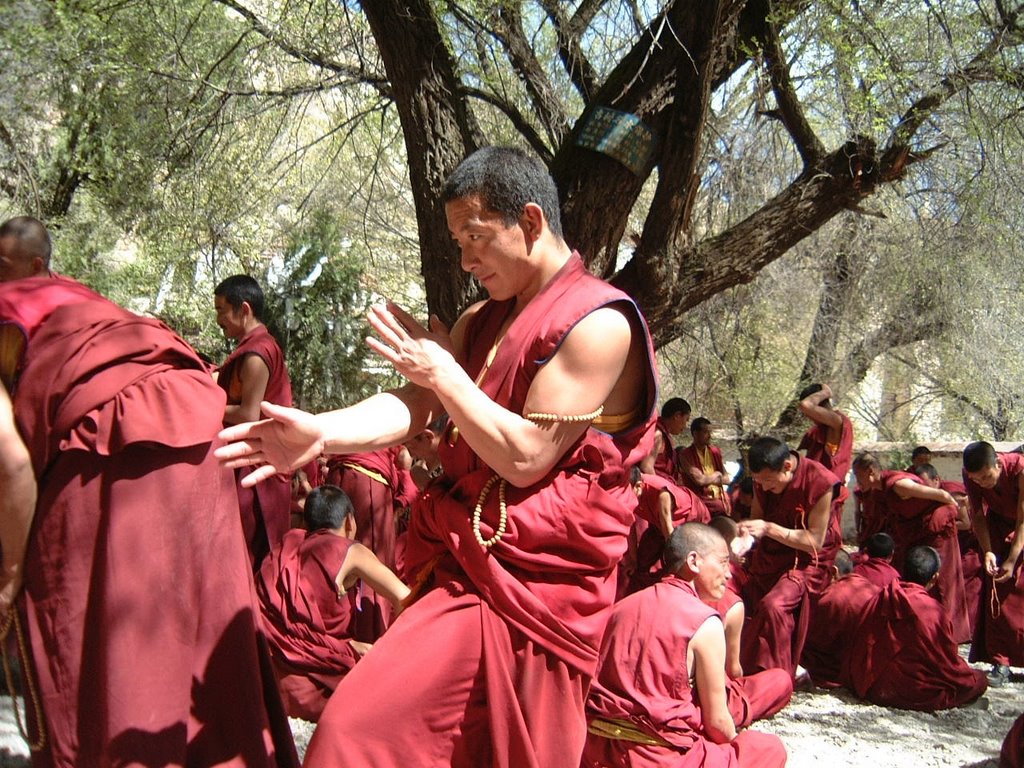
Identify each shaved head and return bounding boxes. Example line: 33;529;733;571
664;522;726;574
0;216;51;281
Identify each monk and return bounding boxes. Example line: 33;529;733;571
962;440;1024;687
582;523;787;768
678;417;732;518
852;452;970;642
845;545;987;711
215;274;294;567
0;216;52;281
256;484;410;722
797;382;854;491
907;445;932;471
323;447;417;640
0;275;297;767
626;468;711;595
217;147;657;767
736;436;841;676
729;476;754;521
802;550;880;689
705;516;745;681
853;532;901;589
640;396;690;479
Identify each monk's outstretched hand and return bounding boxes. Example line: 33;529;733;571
366;302;456;389
216;401;325;487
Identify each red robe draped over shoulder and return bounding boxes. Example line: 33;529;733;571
802;573;879;688
846;581;987;710
854;557;901;589
0;277;297;768
879;470;970;642
678;443;730;517
651;418;677;480
218;325;294;566
798;410;854;495
964;452;1024;666
583;576;786;768
256;529;361;721
304;253;658;768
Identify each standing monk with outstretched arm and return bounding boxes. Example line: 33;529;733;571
218;147;658;767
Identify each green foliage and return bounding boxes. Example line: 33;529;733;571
264;207;381;411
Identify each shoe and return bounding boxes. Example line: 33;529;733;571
988;664;1011;687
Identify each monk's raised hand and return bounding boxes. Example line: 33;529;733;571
216;401;325;487
738;518;768;540
366;301;456;388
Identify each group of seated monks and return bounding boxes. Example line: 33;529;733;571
247;382;1021;767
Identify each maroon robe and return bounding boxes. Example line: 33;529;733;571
740;454;841;675
1002;712;1024;768
324;447;406;640
964;452;1024;666
678;443;730;517
218;325;294;567
854;556;901;589
946;478;984;638
0;277;297;768
706;590;793;727
855;485;889;548
878;470;970;642
628;474;710;594
583;576;786;768
304;253;658;768
651;418;677;480
802;573;879;688
256;530;361;722
845;580;987;710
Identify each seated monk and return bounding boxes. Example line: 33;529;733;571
802;550;880;689
854;532;901;588
583;523;787;768
702;516;793;726
626;467;711;594
677;417;732;518
256;485;410;721
845;545;987;711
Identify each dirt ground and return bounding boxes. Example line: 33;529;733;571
0;659;1017;766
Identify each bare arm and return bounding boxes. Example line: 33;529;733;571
798;385;843;432
656;491;675;538
368;302;639;488
891;479;956;507
722;601;745;679
0;387;36;619
223;354;271;425
638;432;663;475
337;542;411;610
690;617;736;742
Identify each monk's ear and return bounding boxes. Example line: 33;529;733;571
783;457;796;473
686;550;701;573
519;203;545;242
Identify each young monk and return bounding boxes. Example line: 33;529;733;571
323;447;417;640
583;523;788;768
677;417;732;518
797;382;854;491
962;440;1024;687
625;467;711;594
256;484;409;721
802;549;880;689
852;452;970;642
845;545;988;711
218;147;657;767
854;532;901;589
640;397;691;479
736;436;841;676
0;274;297;767
214;274;294;567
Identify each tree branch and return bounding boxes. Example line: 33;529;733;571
538;0;600;103
461;87;553;162
757;14;826;166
